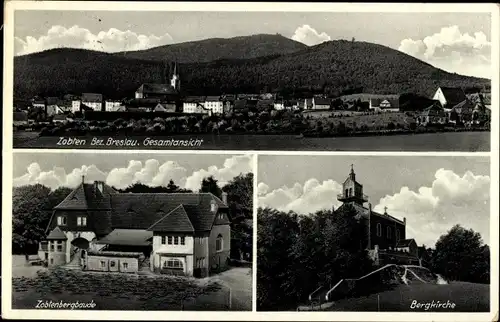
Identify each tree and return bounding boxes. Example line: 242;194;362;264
166;179;180;192
431;225;490;283
12;185;52;259
222;173;254;261
199;176;222;198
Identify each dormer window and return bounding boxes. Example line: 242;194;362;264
57;216;67;226
210;200;217;213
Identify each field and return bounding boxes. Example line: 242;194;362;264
304;111;413;130
11;256;252;310
326;282;490;312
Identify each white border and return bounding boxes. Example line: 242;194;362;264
2;1;499;321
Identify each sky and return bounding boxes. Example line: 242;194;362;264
258;155;491;248
13;11;492;78
12;152;252;192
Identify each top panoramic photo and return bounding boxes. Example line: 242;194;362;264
10;8;493;151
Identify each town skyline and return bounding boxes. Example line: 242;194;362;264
14;10;492;79
258;155;490;247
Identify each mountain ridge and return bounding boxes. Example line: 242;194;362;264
13;34;490;100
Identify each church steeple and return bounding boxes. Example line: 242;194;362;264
170;61;180;91
337;164;368;205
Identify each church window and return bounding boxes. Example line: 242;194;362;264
387;227;392;239
216;234;223;252
349;188;353;197
376;223;382;237
345;189;348;197
123;262;128;270
396;229;400;241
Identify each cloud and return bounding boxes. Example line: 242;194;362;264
13;155;252;191
258;169;490;247
398;25;491;78
14;25;174;56
184;155;253;191
291;24;331;46
258;178;342;215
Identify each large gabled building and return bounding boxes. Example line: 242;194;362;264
39;179;231;277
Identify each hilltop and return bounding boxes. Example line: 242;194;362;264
13;36;490;100
114;34;307;63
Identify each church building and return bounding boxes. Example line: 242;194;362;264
335;166;421;266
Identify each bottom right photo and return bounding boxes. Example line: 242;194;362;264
256;155;491;312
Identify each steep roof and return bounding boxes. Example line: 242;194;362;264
82;93;103;102
314;97;331;105
439;87;467;106
396;239;416;248
136;83;178;95
421;104;445;116
337;202;405;225
184;96;206;103
110;192;227;232
147;205;195;232
97;229;153;246
54;182;117;210
370;98;400;108
205;96;221;102
46;226;67;240
54;183;89;209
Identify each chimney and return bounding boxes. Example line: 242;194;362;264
221;192;228;205
210;199;217;213
403;217;406;225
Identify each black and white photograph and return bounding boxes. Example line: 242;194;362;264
10;152;253;311
11;9;492;151
257;155;491;312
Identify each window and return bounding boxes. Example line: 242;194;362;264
50;242;54;251
197;257;206;268
50;258;54;265
57;216;67;226
376;223;382;237
387;226;392;239
100;261;106;268
161;236;166;245
174;236;179;245
110;261;116;268
345;189;348;197
123;262;128;270
168;236;173;245
396;229;400;241
180;236;185;245
164;258;183;269
216;234;223;252
349;188;353;197
77;216;87;226
56;241;63;252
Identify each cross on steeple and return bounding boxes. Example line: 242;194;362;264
384;206;388;214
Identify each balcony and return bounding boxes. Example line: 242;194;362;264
337;193;369;203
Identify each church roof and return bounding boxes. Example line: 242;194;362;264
46;226;67;240
136;83;178;95
337;202;404;225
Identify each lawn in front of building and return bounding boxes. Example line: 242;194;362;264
12;268;224;310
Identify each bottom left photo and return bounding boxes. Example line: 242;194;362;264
9;151;254;311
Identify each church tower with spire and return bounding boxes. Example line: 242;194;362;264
337;164;368;206
170;61;180;91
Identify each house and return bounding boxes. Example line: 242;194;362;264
256;99;274;111
312;97;331;110
394;239;418;257
450;99;475;124
417;103;446;126
369;98;400;112
432;87;467;109
39;180;231;277
81;93;103;111
304;98;314;110
399;96;440;112
273;101;285;110
335;166;420;266
204;96;224;115
32;99;46;110
105;100;123;112
154;103;176;113
71;99;82;113
183;96;208;114
13;111;29;127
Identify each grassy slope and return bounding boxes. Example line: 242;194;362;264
327;282;490;312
